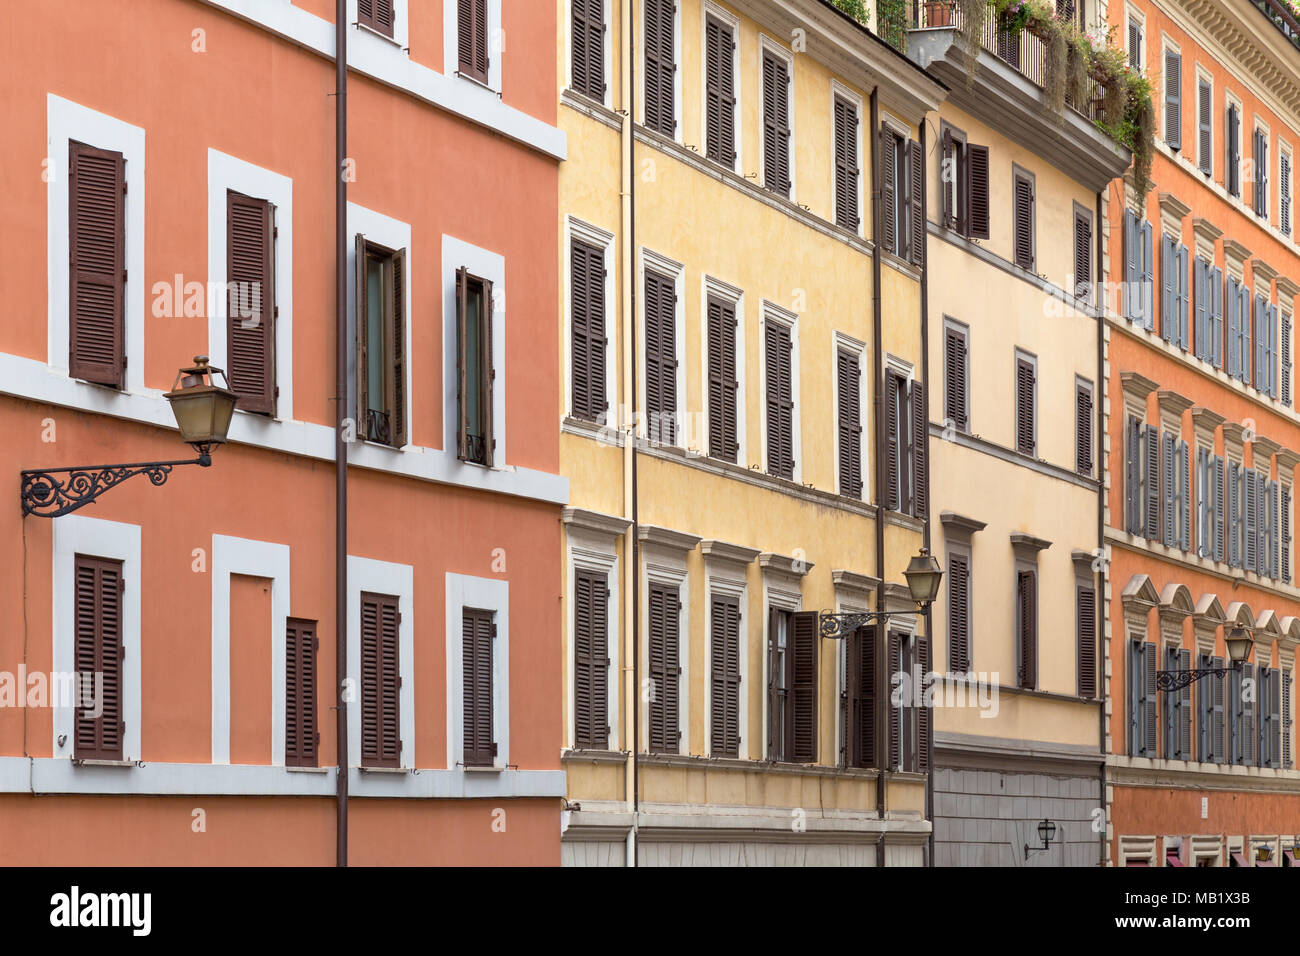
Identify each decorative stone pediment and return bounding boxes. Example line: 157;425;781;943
1192;218;1223;263
1120;371;1158;422
1193;593;1226;659
1189;407;1225;449
1121;574;1159;633
1156;390;1193;436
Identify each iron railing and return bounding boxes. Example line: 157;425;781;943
1253;0;1300;50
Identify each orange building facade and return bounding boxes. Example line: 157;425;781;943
1104;0;1300;867
0;0;566;864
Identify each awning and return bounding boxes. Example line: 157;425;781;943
1166;852;1184;867
1230;852;1248;867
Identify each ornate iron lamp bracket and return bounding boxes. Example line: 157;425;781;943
21;447;213;519
1154;666;1231;694
819;609;918;640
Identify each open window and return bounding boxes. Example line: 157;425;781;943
455;267;495;466
355;236;407;448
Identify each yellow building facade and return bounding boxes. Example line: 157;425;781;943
556;0;944;865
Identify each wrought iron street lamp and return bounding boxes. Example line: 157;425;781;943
1154;624;1255;692
20;356;237;518
1024;818;1058;859
819;547;943;639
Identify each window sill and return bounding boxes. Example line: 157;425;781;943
358;765;410;774
285;765;330;774
461;764;504;773
353;20;402;49
72;759;135;768
455;71;499;96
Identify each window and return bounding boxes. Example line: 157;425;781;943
885;370;927;517
1128;639;1157;757
707;294;739;462
285;617;318;768
571;0;605;101
1285;309;1294;407
768;609;817;762
1193;256;1224;366
1284;485;1294;583
1164;48;1182;149
764;318;795;479
846;625;876;768
1199;652;1226;763
1227;460;1241;567
573;569;610;749
226;191;276;414
570;237;608;423
761;48;792;198
455;267;494;465
360;591;401;768
1226;276;1249;381
833;94;859;230
709;594;742;758
1160;235;1189;350
462;607;495;766
947;552;971;674
73;555;124;761
355;238;407;447
944;321;969;433
1259;666;1280;767
359;0;396;37
1254;126;1270;220
881;126;924;263
704;15;736;168
1197;78;1213;176
457;0;489;83
1197;447;1225;561
644;0;676;136
1075;378;1093;476
836;347;862;497
1012;169;1035;271
69;140;126;389
1253;294;1277;397
1016;570;1037;690
647;582;681;753
887;630;928;772
942;125;990;240
1161;433;1190;551
1127;15;1142;71
1283;148;1293;238
1124;417;1161;539
1014;351;1036;457
1073;205;1093;300
1227;102;1241;198
644;268;678;444
1284;670;1294;767
1164;646;1192;758
997;22;1020;67
1123;210;1154;328
1233;662;1256;765
1077;582;1097;698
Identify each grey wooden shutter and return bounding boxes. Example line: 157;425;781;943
1284;669;1293;768
848;626;876;768
1164;645;1179;757
709;594;742;758
916;632;931;772
1145;424;1160;540
1013;173;1034;271
967;143;990;240
1197;448;1209;557
1143;642;1158;757
1162;433;1176;548
644;269;677;444
1198;80;1212;175
571;237;607;422
909;140;925;267
643;0;675;136
457;0;488;82
944;326;968;433
1017;570;1036;689
1215;457;1226;561
1198;653;1212;759
790;611;818;763
1165;50;1182;149
911;381;927;518
1128;19;1141;69
1073;210;1092;299
762;51;790;197
1283;485;1293;584
1227;277;1241;376
1228;105;1240;196
1245;467;1258;572
1254;294;1267;390
1269;480;1280;578
1213;655;1226;762
704;16;735;166
1077;583;1097;698
1269;668;1282;766
1126;416;1142;534
1179;648;1193;758
1228;460;1240;566
1076;383;1093;475
573;569;610;748
1015;357;1035;456
285;617;318;767
885;372;901;510
1284;309;1294;406
881;129;897;253
1255;128;1269;218
948;553;970;674
1177;245;1190;348
1211;266;1224;367
68;141;126;388
765;321;794;479
1127;641;1141;754
1160;235;1175;342
648;583;680;752
1284;150;1293;237
1181;441;1191;551
833;95;859;230
1123;210;1139;319
361;592;401;768
1269;303;1279;398
226;191;276;414
462;607;494;766
572;0;606;101
1242;662;1256;764
1141;221;1155;329
74;554;124;761
836;349;863;497
1194;257;1209;360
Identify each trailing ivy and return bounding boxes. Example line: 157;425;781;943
831;0;870;23
874;0;908;51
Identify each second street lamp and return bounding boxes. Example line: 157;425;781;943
1154;624;1255;692
819;547;943;639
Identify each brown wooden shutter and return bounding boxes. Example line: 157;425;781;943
765;321;794;479
833;96;859;230
1015;356;1035;456
943;326;968;432
390;249;408;448
355;234;370;432
704;17;735;166
358;0;395;37
1017;571;1036;689
1074;210;1092;299
648;583;681;752
762;51;790;197
573;569;610;747
837;349;863;497
463;607;495;766
571;238;607;422
911;380;927;518
887;631;902;768
848;626;876;768
706;296;738;461
68;141;126;388
644;269;677;444
909;139;925;267
709;595;742;757
885;371;901;510
286;617;318;767
571;0;605;101
74;554;124;761
458;0;489;83
789;611;818;763
1077;584;1097;698
226;191;276;414
880;129;897;254
643;0;675;136
1076;382;1093;475
916;632;931;772
361;592;401;768
1013;173;1035;270
947;553;970;673
966;143;990;239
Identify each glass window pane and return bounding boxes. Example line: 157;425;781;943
366;257;385;414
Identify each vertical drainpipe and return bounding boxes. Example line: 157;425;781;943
622;0;640;868
869;86;887;870
334;0;349;869
1095;188;1107;867
919;118;934;869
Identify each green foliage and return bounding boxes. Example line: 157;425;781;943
831;0;870;22
874;0;909;51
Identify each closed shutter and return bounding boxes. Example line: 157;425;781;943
1074;209;1092;299
1245;466;1258;572
644;269;677;444
1269;668;1282;766
1128;20;1141;69
571;0;606;101
885;371;901;510
1194;257;1209;361
1228;461;1240;566
1165;50;1182;149
1283;310;1293;407
1227;277;1241;376
73;555;124;761
462;607;495;767
1017;571;1036;689
1076;383;1093;475
887;631;902;768
573;569;610;748
1215;455;1225;562
68;141;126;388
1144;425;1160;542
704;16;735;166
643;0;675;136
1013;173;1034;271
1128;641;1141;754
285;617;318;767
998;25;1020;67
1126;416;1142;534
1123;211;1139;320
967;144;990;240
765;321;794;479
1015;356;1035;456
709;595;742;758
648;583;681;753
359;0;395;37
226;192;276;414
571;238;608;422
1160;236;1175;343
1269;303;1279;398
457;0;489;82
944;326;968;433
1177;245;1190;349
1198;81;1212;176
833;96;859;230
1164;646;1179;757
1077;584;1097;698
1284;151;1293;237
909;140;925;267
1181;441;1192;551
948;553;970;674
790;611;818;763
1255;129;1269;218
360;592;401;768
911;381;927;518
1284;669;1293;768
848;626;876;768
762;51;790;197
707;296;739;462
881;129;897;253
836;349;863;497
1228;105;1240;197
1254;295;1267;391
1162;433;1176;548
1269;480;1280;578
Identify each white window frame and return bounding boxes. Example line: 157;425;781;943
639;0;683;142
702;559;750;759
565;518;622;752
347;556;415;771
829;80;865;238
46;94;147;394
832;330;869;500
446;572;511;769
51;515;142;764
209;534;292;766
640;543;690;755
444;0;503;93
700;275;747;465
700;1;741;173
443;234;508;466
759;301;802;483
639;247;687;446
565;217;617;424
757;33;796;201
206;149;295;423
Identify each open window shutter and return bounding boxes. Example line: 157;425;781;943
837;349;862;497
1077;584;1097;698
966;143;990;239
887;631;901;768
1229;106;1240;196
1126;417;1142;534
68;141;126;388
1177;245;1190;348
1145;425;1160;540
911;380;927;517
1227;277;1240;376
462;608;494;766
1123;211;1138;319
1254;295;1266;390
74;555;124;761
1284;151;1294;237
458;0;489;82
1211;267;1224;367
881;129;897;253
909;140;925;267
1075;384;1092;475
286;618;318;767
941;129;954;229
455;266;470;458
1013;174;1034;271
1143;642;1158;757
1198;81;1212;175
1270;668;1282;766
1242;663;1256;764
916;632;931;771
885;372;900;510
1194;258;1208;360
790;611;818;763
390;249;408;448
1017;571;1036;689
848;626;876;768
1213;656;1226;761
1165;50;1182;149
355;235;369;427
227;192;276;414
1270;303;1279;398
480;276;494;465
1141;221;1155;329
1179;648;1193;758
1160;236;1174;342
